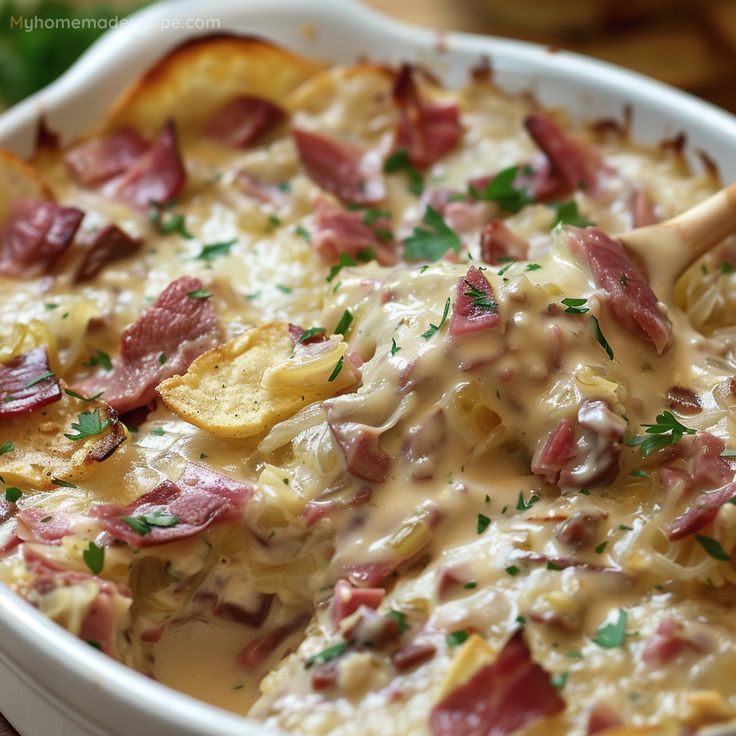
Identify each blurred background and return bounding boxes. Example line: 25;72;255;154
1;0;736;112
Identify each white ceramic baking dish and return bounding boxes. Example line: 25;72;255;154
1;0;736;734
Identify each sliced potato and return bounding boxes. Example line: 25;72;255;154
104;35;323;136
0;148;53;223
157;323;358;439
0;390;126;488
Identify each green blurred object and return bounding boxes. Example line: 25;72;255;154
0;1;137;107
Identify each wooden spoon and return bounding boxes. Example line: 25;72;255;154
617;181;736;299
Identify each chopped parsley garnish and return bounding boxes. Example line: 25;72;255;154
561;297;589;314
515;614;526;624
298;327;326;344
626;411;695;458
294;225;311;243
23;370;54;388
388;609;409;633
549;200;595;228
468;165;534;213
276;284;293;294
619;272;628;287
590;316;614;360
328;356;344;382
158;353;168;366
403;206;461;262
630;469;647;477
148;208;193;239
44;303;59;310
51;478;76;488
64;408;109;441
446;629;469;647
694;534;731;561
121;510;180;536
40;516;52;523
721;450;736;458
4;487;21;503
421;297;451;340
276;181;292;192
497;259;516;277
592;609;627;648
150;427;166;436
516;491;540;512
84;350;112;371
334;310;353;336
383;148;424;195
326;252;357;283
87;640;102;650
64;388;103;402
505;565;520;576
390;338;401;356
547;560;562;570
463;279;497;312
463;581;477;589
618;524;633;531
551;671;568;689
305;641;349;668
565;650;582;659
82;541;104;575
595;541;608;554
362;208;391;225
0;442;13;456
720;262;734;275
195;239;237;261
477;513;491;534
187;288;211;299
245;291;260;301
267;214;282;227
524;263;542;272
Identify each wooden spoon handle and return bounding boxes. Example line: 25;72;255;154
618;181;736;298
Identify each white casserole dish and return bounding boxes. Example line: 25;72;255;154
0;0;735;733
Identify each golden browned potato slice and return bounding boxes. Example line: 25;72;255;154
157;323;358;439
0;390;126;488
104;35;323;136
0;148;53;223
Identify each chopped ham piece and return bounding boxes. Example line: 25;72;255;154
429;629;565;736
659;432;732;495
343;606;401;648
524;112;606;196
0;199;84;279
392;65;462;169
668;480;736;541
76;275;221;413
392;642;436;671
331;578;385;623
327;412;391;483
587;701;622;734
566;226;672;354
287;323;328;346
74;224;141;282
311;200;397;266
112;121;186;210
479;220;529;265
205;95;285;148
90;462;252;548
0;347;61;419
531;419;574;484
214;593;273;627
238;614;309;668
666;386;702;416
293;128;385;205
641;619;707;666
556;511;603;550
343;561;395;588
65;127;149;187
449;266;499;336
17;507;72;544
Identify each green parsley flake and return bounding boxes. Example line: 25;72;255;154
446;629;469;647
549;200;595;228
468;165;534;213
64;408;109;441
388;609;409;633
82;541;104;575
694;534;731;561
595;541;608;554
24;370;54;388
51;478;76;488
516;491;540;512
84;350;112;371
326;252;357;283
328;356;344;383
276;284;293;294
421;297;451;340
720;262;734;275
268;214;282;227
463;279;497;312
463;581;477;589
561;297;589;314
44;303;59;310
592;609;628;648
195;239;237;261
630;469;647;477
149;208;193;239
551;671;568;689
298;327;327;344
524;263;542;272
294;225;311;243
497;259;516;277
158;353;168;365
122;510;180;537
0;441;14;456
383;149;424;195
619;272;628;287
4;487;21;503
590;316;614;360
477;513;491;534
305;641;349;669
334;310;353;336
390;338;401;356
403;206;461;262
64;388;103;402
626;411;695;458
505;565;520;577
150;427;166;436
187;288;212;300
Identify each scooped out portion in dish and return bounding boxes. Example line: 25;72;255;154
2;32;736;736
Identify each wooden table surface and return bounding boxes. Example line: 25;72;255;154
2;0;734;733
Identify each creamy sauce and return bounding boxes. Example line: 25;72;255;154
1;48;736;736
